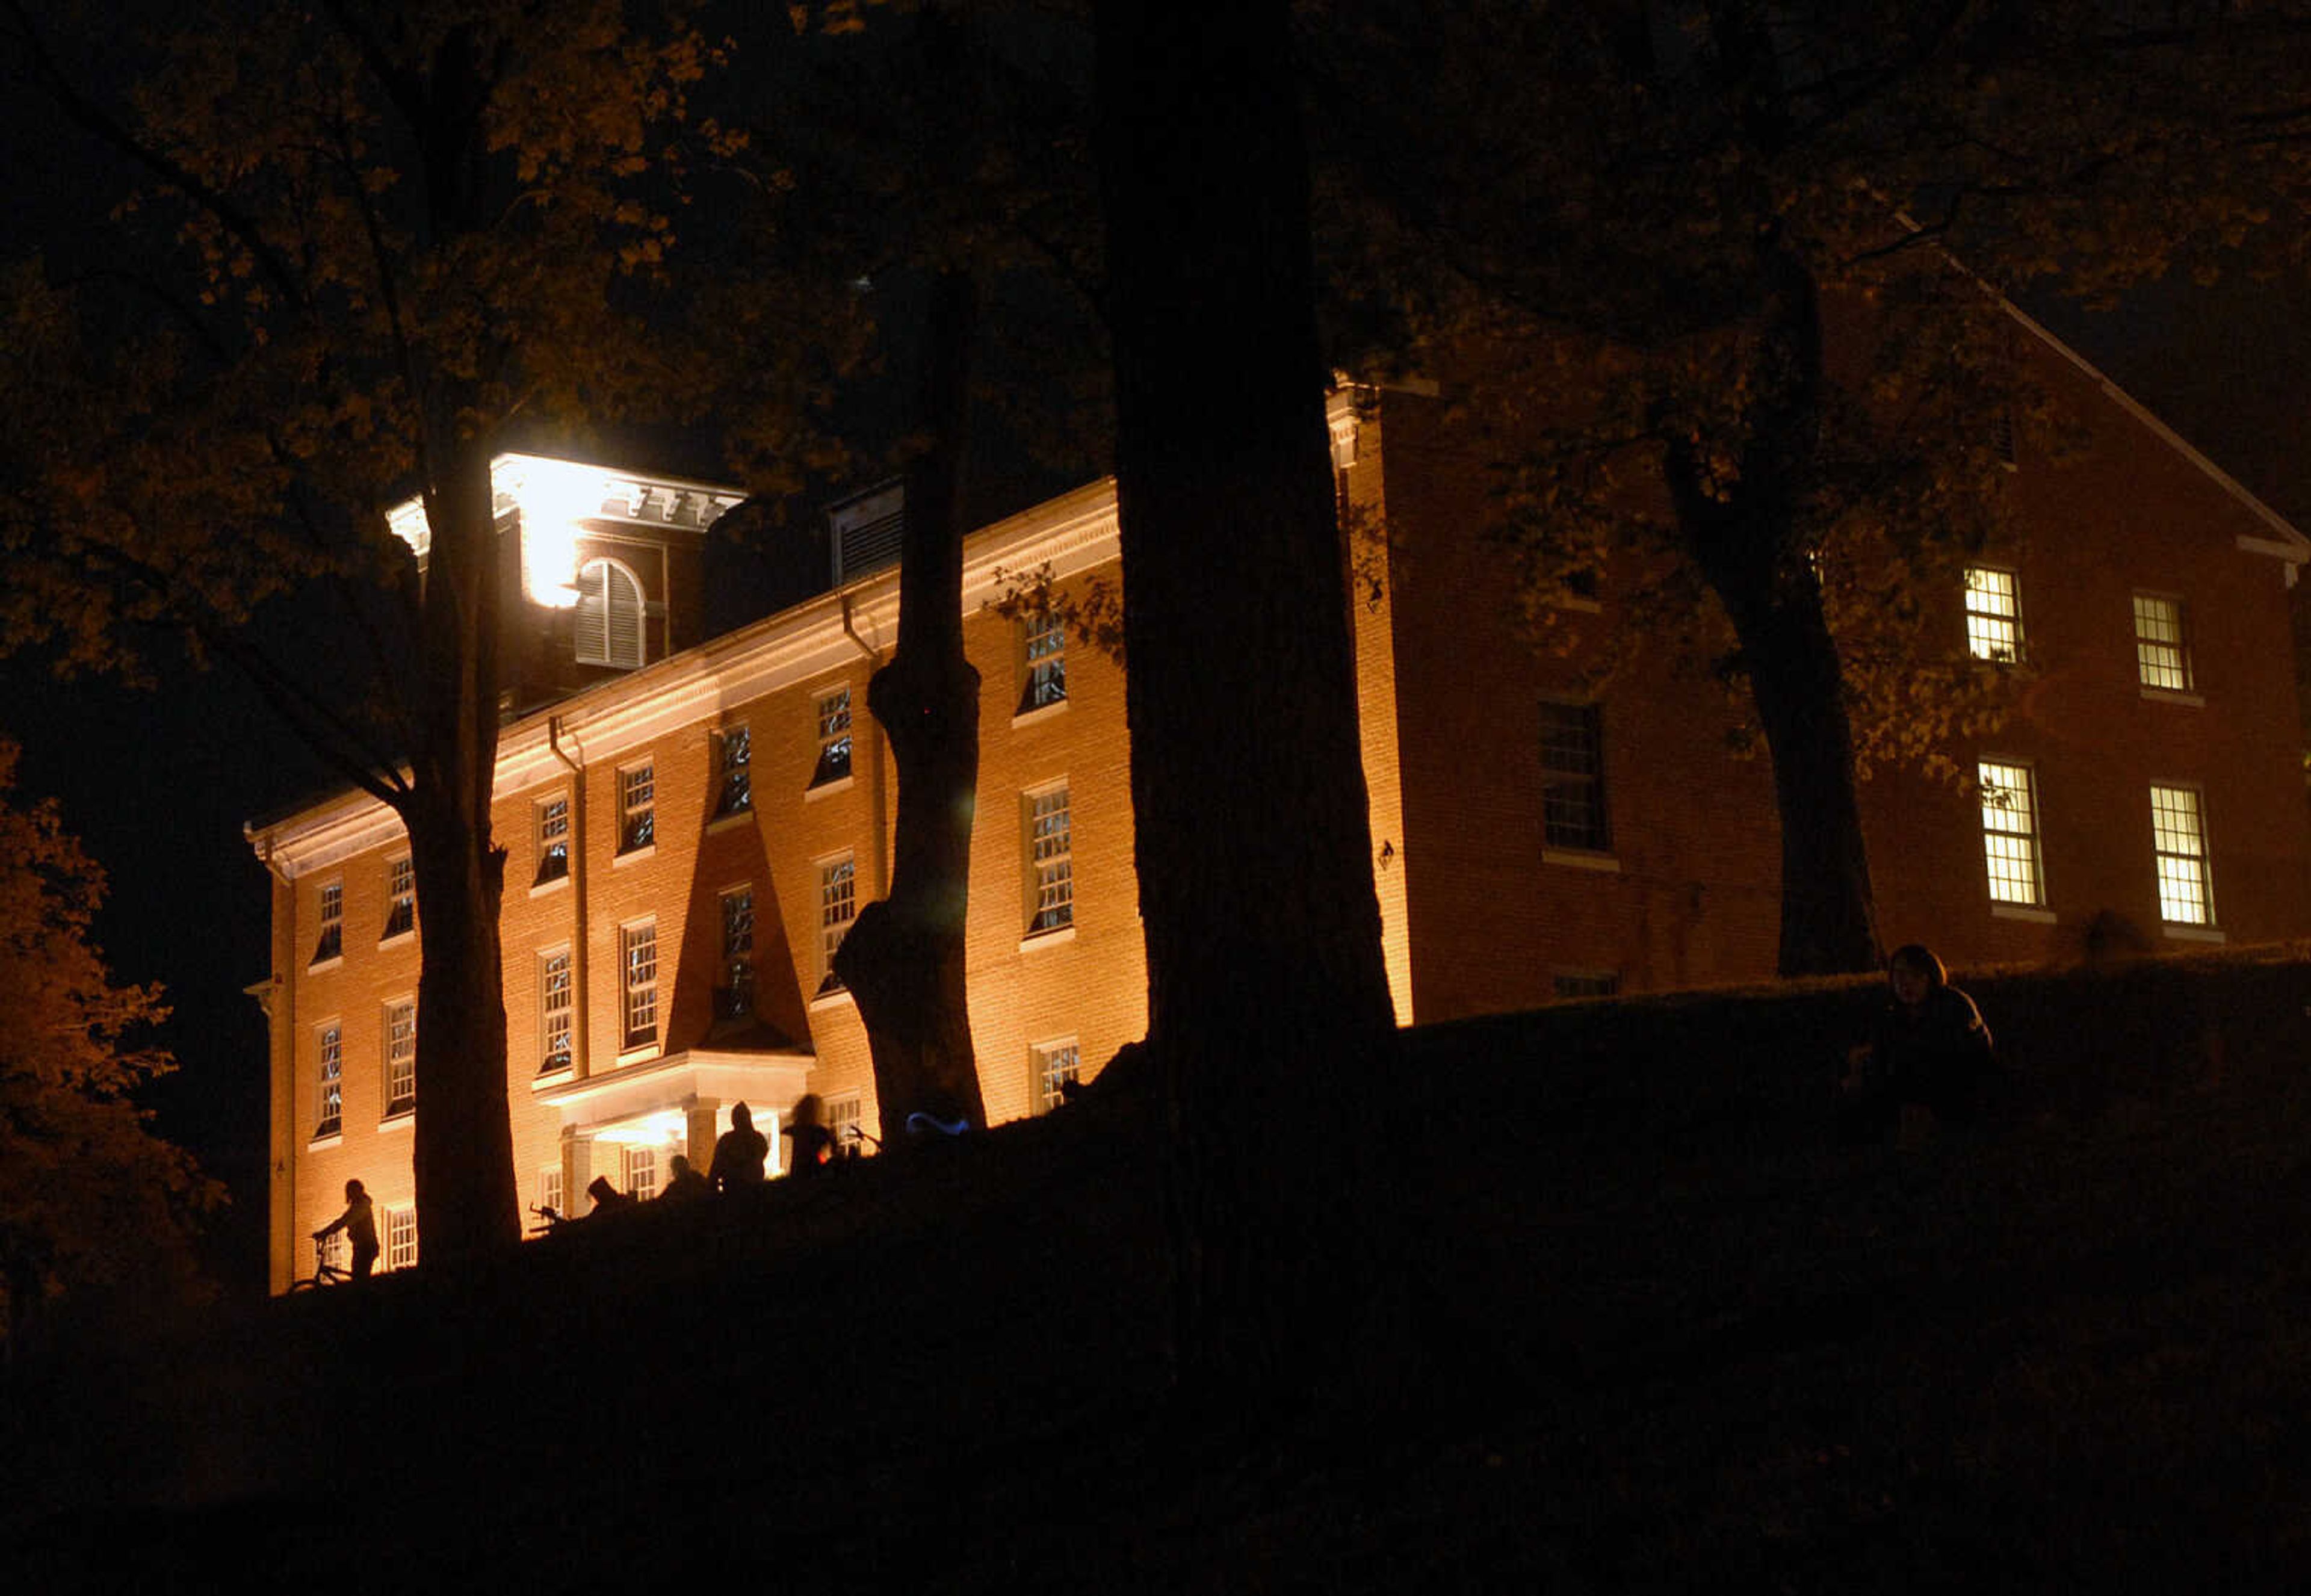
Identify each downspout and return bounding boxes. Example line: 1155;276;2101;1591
549;716;592;1081
841;592;892;897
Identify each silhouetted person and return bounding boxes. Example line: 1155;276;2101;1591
313;1177;380;1280
784;1092;836;1178
1840;943;1996;1144
708;1101;769;1193
587;1175;636;1216
660;1154;711;1203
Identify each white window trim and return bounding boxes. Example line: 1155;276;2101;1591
575;555;648;669
619;918;660;1055
1963;564;2026;665
1976;756;2049;911
2148;780;2217;930
1011;697;1070;731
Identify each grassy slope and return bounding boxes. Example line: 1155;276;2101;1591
7;953;2311;1592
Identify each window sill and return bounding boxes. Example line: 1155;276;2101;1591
308;1130;343;1151
1021;924;1077;953
809;986;854;1013
1541;849;1621;874
705;809;754;835
533;1066;574;1090
308;955;344;975
1547;596;1602;614
616;1042;661;1068
2140;687;2204;708
612;843;657;867
530;874;571;899
2162;924;2227;944
1991;904;2057;924
379;1109;415;1134
805;775;855;803
378;929;415;950
1012;698;1070;730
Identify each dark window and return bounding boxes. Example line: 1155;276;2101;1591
382;857;415;940
811;690;853;788
1552;971;1620;1000
1017;613;1066;714
619;764;655;853
312;882;344;964
535;796;571;885
1539;701;1611;853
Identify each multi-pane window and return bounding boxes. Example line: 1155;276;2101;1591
315;1024;343;1138
823;1092;863;1158
721;886;755;1021
621;922;659;1049
2150;784;2214;926
1034;1039;1081;1114
535;795;571;885
623;1145;660;1202
618;764;655;853
384;1205;418;1272
1018;612;1067;714
384;1000;417;1116
539;1166;565;1222
313;880;344;964
2133;593;2194;692
575;557;646;669
1977;760;2045;907
1964;567;2025;663
539;949;573;1074
1026;785;1074;935
383;856;415;940
817;856;856;996
317;1229;347;1273
1539;700;1611;853
812;689;853;787
713;726;753;818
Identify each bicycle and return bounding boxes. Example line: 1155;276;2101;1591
288;1233;353;1291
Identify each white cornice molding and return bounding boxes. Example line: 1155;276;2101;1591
386;453;748;561
252;478;1125;875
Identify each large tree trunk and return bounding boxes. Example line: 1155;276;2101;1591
1095;0;1397;1405
401;438;520;1264
1666;245;1882;977
834;266;987;1144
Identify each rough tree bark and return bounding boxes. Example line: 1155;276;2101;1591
1663;243;1881;976
832;264;988;1144
397;434;521;1262
1094;0;1398;1403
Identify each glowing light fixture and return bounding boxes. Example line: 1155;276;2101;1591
501;455;615;609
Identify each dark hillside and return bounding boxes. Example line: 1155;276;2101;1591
8;948;2311;1591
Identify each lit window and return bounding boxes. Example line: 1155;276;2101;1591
624;1145;659;1202
618;764;655;853
317;1229;347;1273
1964;567;2025;663
1977;760;2044;907
539;949;573;1074
535;796;571;885
2150;784;2213;926
312;880;344;965
1551;971;1620;1000
721;886;755;1020
315;1024;342;1138
575;557;645;669
1033;1039;1080;1113
382;856;415;940
1539;700;1611;853
621;922;659;1049
1018;611;1066;714
1026;785;1073;935
539;1166;564;1222
384;999;416;1116
823;1092;864;1158
812;689;853;787
713;726;753;818
817;856;856;996
384;1205;418;1272
2133;593;2193;692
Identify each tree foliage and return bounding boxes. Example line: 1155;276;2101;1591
1308;0;2311;972
0;741;220;1359
0;0;835;1261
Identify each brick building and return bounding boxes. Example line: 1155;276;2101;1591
250;331;2311;1290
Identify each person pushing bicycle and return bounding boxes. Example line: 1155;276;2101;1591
313;1177;380;1281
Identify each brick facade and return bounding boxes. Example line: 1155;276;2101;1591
252;365;2311;1291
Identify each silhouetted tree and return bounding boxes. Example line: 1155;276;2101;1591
1095;0;1397;1402
0;1;818;1261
